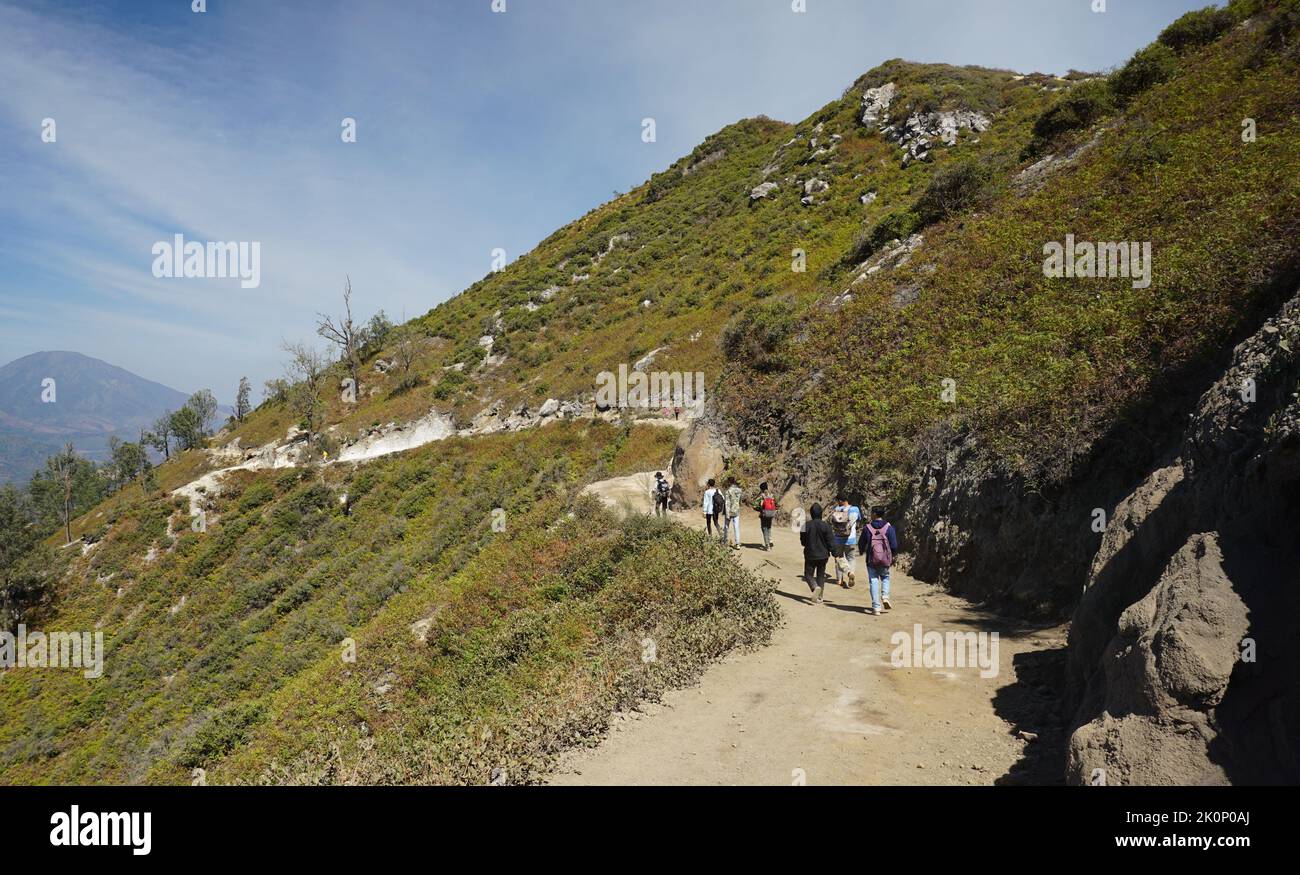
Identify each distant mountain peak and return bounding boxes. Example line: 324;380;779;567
0;351;196;483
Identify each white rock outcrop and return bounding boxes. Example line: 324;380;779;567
861;82;898;128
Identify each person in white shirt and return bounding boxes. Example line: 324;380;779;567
701;478;723;542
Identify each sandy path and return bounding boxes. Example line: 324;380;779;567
550;506;1068;786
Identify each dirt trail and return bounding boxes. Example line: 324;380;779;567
551;502;1068;786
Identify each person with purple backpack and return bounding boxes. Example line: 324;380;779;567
864;505;899;616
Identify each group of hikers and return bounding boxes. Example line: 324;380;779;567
798;498;898;614
651;472;899;616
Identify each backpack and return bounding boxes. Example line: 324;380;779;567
830;507;851;538
711;491;725;515
867;522;894;567
760;495;777;520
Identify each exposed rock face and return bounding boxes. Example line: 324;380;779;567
669;417;728;510
883;110;992;165
337;410;457;463
633;346;667;372
750;181;779;201
860;82;897;128
865;233;922;274
1065;288;1300;785
683;148;726;175
800;177;829;206
843;235;925;298
1014;128;1106;196
899;285;1300;784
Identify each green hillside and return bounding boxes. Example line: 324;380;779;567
3;0;1298;784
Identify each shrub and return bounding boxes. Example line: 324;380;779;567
1159;6;1235;53
1023;79;1116;158
237;481;275;512
914;158;999;225
845;210;921;264
177;703;265;768
721;296;799;373
1110;43;1179;105
433;368;469;400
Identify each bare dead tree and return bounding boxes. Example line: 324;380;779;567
51;442;76;545
281;340;329;437
316;276;362;399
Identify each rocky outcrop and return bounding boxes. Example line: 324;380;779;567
883;110;991;165
801;178;829;206
860;81;992;162
1013;128;1106;196
840;234;925;298
463;397;588;434
750;181;779;201
860;82;897;128
669;417;729;509
338;411;458;463
1065;288;1300;785
896;285;1300;784
632;347;667;372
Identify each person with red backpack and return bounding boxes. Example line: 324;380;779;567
755;482;778;551
864;505;899;616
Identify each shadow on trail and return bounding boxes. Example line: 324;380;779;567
991;645;1069;786
932;601;1070;785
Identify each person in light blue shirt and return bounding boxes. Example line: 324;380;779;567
829;496;861;588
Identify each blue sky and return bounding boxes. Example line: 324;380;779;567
0;0;1211;402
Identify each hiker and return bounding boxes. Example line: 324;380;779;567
829;496;861;588
724;478;744;549
799;502;835;604
864;505;899;616
702;478;725;542
653;472;670;517
755;481;778;551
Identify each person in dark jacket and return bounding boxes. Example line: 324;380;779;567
799;503;836;604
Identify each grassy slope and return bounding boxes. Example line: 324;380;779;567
7;1;1297;784
2;422;768;783
724;2;1300;494
218;64;1060;446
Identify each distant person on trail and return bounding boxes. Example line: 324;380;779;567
829;495;861;589
864;505;899;616
724;478;744;550
755;482;778;551
800;503;835;604
702;478;725;542
653;472;670;517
